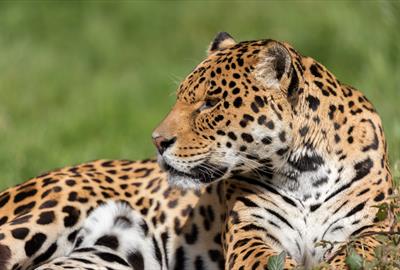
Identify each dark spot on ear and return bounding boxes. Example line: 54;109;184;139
287;66;299;97
210;32;234;51
268;46;288;80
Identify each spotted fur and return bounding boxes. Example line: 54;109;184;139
34;201;161;270
0;160;224;270
0;33;394;270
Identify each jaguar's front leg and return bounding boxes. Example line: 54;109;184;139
223;180;298;270
224;222;297;270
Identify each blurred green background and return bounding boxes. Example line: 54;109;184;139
0;1;399;190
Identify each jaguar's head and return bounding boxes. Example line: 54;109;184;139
153;32;305;189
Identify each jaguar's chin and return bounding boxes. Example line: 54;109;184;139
167;174;203;190
157;156;229;190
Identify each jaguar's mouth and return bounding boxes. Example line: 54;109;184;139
163;162;196;179
158;156;228;188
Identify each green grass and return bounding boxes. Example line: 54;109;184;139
0;1;399;190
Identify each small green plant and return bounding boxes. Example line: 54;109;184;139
267;251;286;270
345;249;364;270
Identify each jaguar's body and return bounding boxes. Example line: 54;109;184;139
0;33;395;270
0;160;225;270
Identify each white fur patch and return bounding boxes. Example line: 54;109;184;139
76;201;161;270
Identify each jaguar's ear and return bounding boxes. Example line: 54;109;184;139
207;32;236;55
254;41;297;94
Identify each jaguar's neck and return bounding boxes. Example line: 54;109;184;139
275;148;344;202
242;145;342;203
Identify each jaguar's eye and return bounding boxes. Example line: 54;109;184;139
200;99;219;111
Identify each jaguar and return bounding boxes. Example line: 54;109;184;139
0;32;395;270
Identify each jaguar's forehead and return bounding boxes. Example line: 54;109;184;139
177;40;270;103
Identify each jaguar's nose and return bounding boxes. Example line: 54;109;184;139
152;135;177;155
